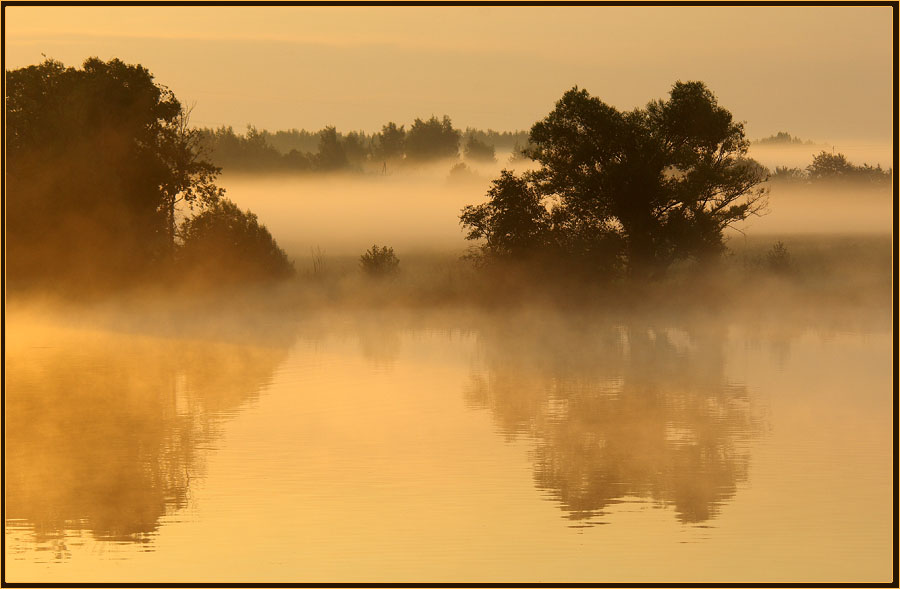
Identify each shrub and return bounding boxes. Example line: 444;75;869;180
359;245;400;277
766;241;792;273
178;198;293;284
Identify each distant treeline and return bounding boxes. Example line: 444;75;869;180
753;131;816;146
767;151;892;185
195;120;530;173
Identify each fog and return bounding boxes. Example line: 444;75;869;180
6;18;894;578
218;155;529;260
218;162;892;269
748;141;893;171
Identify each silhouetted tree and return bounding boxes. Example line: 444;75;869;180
462;81;768;280
359;245;400;277
460;171;549;259
374;122;406;161
806;150;891;184
178;199;293;283
755;131;813;145
342;131;370;167
769;166;806;183
405;115;460;161
6;58;224;290
463;135;496;163
315;126;348;171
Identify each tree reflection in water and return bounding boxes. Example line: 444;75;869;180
465;311;763;526
5;323;290;547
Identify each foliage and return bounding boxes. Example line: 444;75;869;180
806;151;891;184
373;122;406;161
315;126;349;171
754;131;814;145
463;135;497;162
359;245;400;277
447;162;480;183
460;171;549;259
196;121;527;173
765;240;792;273
178;199;293;283
404;115;460;161
342;131;370;166
6;57;224;288
769;166;807;183
461;81;769;280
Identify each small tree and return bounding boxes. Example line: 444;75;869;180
359;245;400;277
178;199;293;283
765;241;792;274
806;151;852;181
460;171;549;259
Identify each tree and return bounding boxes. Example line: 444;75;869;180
178;199;293;283
806;150;891;184
342;131;370;166
463;135;497;163
359;245;400;277
404;115;460;162
315;126;348;171
462;81;768;280
460;171;549;259
6;58;225;290
373;122;406;162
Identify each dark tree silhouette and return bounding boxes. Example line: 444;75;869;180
460;171;549;259
178;199;294;284
6;58;223;290
462;81;768;280
359;245;400;278
806;150;891;184
315;126;349;171
374;122;406;162
405;115;460;162
463;135;496;163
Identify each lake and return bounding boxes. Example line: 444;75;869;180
4;301;894;583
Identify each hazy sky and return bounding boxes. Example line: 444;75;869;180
4;5;894;143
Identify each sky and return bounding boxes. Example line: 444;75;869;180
4;5;895;145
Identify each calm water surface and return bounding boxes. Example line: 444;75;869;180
4;305;893;582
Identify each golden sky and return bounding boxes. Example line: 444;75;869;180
4;5;894;142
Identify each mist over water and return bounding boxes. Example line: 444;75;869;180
5;34;894;582
218;156;528;259
7;137;894;582
5;293;892;582
220;159;892;265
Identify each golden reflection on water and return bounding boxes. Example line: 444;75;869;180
5;319;289;549
466;315;759;526
4;306;893;582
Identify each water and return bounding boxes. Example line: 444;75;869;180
4;305;893;583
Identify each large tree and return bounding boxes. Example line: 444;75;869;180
6;58;223;289
461;81;768;279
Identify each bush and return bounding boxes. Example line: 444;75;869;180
766;241;792;273
359;245;400;277
178;198;293;284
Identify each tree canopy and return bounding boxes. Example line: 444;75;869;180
404;115;460;162
6;57;292;293
461;81;768;280
178;199;294;284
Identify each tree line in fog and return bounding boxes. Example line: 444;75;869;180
196;121;530;173
4;56;892;298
